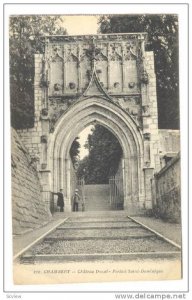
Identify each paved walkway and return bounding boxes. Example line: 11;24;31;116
13;214;64;256
13;211;181;257
133;216;181;245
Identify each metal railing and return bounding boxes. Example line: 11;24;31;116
109;176;124;210
77;178;85;211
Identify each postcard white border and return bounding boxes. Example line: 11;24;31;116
1;0;191;297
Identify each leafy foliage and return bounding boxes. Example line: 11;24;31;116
77;125;122;184
70;137;80;165
10;16;67;129
99;15;179;129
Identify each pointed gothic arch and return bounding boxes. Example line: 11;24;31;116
48;96;145;213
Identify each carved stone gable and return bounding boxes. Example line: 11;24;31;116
43;33;147;98
40;33;151;130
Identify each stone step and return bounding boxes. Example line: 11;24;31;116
57;225;141;230
20;251;181;264
44;234;156;241
66;219;133;223
60;210;128;217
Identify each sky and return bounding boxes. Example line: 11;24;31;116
77;126;94;160
61;15;99;35
61;16;99;159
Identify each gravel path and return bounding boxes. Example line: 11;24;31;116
30;237;178;255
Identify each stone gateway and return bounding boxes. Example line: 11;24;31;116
16;33;180;215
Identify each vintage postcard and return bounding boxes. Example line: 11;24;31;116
3;1;190;297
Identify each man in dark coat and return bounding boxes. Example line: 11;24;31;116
53;189;64;212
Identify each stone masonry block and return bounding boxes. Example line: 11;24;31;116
146;51;154;59
144;118;152;125
28;128;35;133
32;137;40;143
152;118;158;124
150;135;160;143
152;102;158;107
149;124;158;130
35;65;41;70
148;86;156;91
34;79;40;85
34;70;41;76
149;97;156;104
34;55;43;61
34;73;41;79
34;84;41;89
35;94;42;99
148;75;156;82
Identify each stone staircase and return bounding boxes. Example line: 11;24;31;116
20;213;181;264
84;184;111;211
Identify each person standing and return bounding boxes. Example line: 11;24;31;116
73;189;81;212
53;189;64;212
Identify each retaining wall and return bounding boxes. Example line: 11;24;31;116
11;128;52;235
152;152;181;223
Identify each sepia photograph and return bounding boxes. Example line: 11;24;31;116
2;2;190;297
10;13;182;285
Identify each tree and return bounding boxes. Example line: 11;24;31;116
77;125;122;184
10;16;67;129
70;137;80;165
77;156;89;179
99;15;179;129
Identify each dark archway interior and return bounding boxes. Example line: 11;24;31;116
70;123;123;184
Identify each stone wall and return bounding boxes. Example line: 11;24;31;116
144;51;160;171
152;152;180;222
11;128;52;235
158;129;180;169
16;54;44;170
159;129;180;154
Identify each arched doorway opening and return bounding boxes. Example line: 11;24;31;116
69;123;124;211
48;96;144;213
